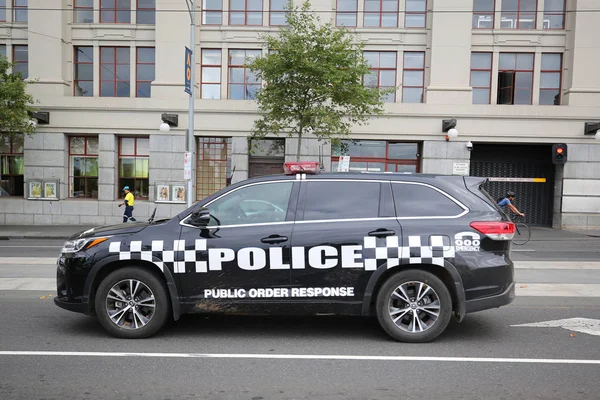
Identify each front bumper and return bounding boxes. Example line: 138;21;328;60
465;282;515;314
53;296;89;314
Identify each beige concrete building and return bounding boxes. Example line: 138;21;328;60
1;0;599;229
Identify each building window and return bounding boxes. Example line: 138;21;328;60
470;52;492;104
402;51;424;103
69;136;99;198
501;0;536;29
543;0;565;29
473;0;494;28
364;51;396;102
332;140;420;173
497;53;534;105
100;47;130;97
201;49;222;99
229;0;262;25
119;137;149;199
203;0;222;24
0;44;6;58
270;0;288;26
405;0;426;28
13;0;27;22
0;135;24;197
136;47;155;98
197;137;232;201
228;49;261;100
336;0;357;27
74;0;94;23
74;47;93;97
100;0;131;23
137;0;155;24
540;54;562;105
12;45;28;79
364;0;398;27
1;0;7;22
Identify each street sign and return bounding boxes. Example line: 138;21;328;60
184;47;192;95
452;162;470;176
337;156;350;172
511;318;600;336
487;177;546;183
184;152;192;180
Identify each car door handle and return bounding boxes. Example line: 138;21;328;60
368;229;396;238
261;235;289;244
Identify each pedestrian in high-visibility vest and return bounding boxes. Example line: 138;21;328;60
118;186;137;223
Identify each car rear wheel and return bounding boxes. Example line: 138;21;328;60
95;267;170;339
376;269;452;343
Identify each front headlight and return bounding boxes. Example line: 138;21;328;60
61;237;109;253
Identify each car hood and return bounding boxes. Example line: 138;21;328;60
68;223;149;240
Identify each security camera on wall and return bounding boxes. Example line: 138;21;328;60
466;141;474;151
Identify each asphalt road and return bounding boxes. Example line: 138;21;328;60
0;237;599;399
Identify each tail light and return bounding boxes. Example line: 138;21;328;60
469;221;516;240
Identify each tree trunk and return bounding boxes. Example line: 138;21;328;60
295;130;303;161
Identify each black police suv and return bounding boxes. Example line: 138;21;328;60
55;162;516;343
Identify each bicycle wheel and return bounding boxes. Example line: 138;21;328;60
512;223;531;245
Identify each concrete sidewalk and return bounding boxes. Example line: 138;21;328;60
1;223;600;240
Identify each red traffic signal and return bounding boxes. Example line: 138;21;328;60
552;143;568;164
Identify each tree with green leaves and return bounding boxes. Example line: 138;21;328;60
247;0;388;161
0;55;37;142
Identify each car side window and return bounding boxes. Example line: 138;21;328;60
392;183;464;217
207;182;294;226
303;181;380;221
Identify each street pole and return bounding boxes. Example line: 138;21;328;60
186;0;196;208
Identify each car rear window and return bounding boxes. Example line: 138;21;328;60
392;183;464;217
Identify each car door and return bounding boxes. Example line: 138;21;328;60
289;178;402;314
177;180;299;312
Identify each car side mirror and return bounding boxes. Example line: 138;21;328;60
189;208;211;227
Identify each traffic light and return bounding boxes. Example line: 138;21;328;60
552;143;568;164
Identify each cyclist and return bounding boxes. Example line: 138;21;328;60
497;191;525;217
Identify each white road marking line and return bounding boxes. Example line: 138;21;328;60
0;258;57;265
512;249;536;252
0;351;598;365
516;284;600;297
0;245;61;248
0;278;56;291
511;318;600;336
514;261;600;270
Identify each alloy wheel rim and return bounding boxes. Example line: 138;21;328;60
106;279;156;330
387;281;441;333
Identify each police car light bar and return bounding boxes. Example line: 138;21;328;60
283;162;321;175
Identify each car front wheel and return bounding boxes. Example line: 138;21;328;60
376;269;452;343
95;267;170;339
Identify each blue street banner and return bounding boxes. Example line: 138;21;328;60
184;47;192;95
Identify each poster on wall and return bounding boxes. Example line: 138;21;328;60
44;182;57;199
29;181;42;198
172;185;185;202
155;183;186;203
157;184;170;201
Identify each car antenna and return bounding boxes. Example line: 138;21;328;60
148;207;157;223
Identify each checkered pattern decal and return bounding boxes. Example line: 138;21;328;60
109;239;207;274
363;235;455;270
108;234;456;274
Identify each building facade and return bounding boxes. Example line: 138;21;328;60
0;0;599;229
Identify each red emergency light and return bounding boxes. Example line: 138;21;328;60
283;162;321;175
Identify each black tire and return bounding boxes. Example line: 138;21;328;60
376;269;452;343
95;267;170;339
512;223;531;245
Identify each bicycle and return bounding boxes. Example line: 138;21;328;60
510;214;531;245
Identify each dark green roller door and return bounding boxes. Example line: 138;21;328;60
469;144;555;226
